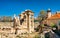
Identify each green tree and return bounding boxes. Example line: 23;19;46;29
38;10;47;22
37;10;47;33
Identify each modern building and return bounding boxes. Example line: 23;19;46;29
43;9;60;29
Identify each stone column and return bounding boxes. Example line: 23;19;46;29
0;34;1;38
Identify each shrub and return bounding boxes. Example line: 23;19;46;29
34;28;39;32
34;35;40;38
16;35;21;38
50;23;57;28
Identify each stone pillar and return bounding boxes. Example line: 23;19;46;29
32;14;34;32
0;34;1;38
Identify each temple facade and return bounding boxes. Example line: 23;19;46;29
13;9;34;34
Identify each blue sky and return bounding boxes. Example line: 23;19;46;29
0;0;60;17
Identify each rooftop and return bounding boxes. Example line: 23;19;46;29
47;13;60;20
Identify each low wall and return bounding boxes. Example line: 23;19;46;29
0;22;13;28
